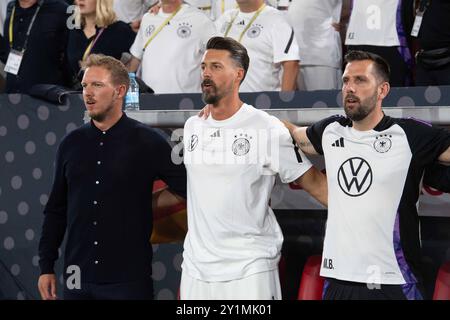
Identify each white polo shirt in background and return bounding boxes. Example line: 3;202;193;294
185;0;237;20
215;5;300;92
182;103;312;282
286;0;343;90
130;4;216;94
345;0;400;46
113;0;157;24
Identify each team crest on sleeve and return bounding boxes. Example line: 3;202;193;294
177;22;192;38
145;25;155;37
187;134;198;152
232;133;251;156
373;134;392;153
247;24;263;38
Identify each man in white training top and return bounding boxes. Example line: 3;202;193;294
181;36;327;300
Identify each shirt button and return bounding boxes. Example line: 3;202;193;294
93;221;97;226
102;131;106;135
97;161;101;165
95;180;99;184
99;142;104;146
94;260;99;264
93;200;98;205
94;241;98;245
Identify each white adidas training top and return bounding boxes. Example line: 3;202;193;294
130;4;216;94
182;104;312;281
215;6;300;92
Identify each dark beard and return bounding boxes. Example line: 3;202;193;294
344;92;377;122
201;79;220;104
202;91;219;104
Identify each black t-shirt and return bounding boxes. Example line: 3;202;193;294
66;21;136;82
418;0;450;50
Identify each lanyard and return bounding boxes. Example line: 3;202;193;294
8;1;43;53
224;3;265;43
82;28;105;61
143;5;182;51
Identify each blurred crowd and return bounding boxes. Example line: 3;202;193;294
0;0;449;95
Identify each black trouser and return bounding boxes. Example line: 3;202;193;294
347;45;408;87
322;278;424;300
63;278;154;300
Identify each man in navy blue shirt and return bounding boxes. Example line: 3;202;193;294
37;54;187;300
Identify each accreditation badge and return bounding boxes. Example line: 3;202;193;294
410;11;424;37
4;49;24;75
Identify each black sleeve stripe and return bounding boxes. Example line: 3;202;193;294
284;28;294;54
292;139;303;163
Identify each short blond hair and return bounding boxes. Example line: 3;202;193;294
81;54;130;89
75;0;117;28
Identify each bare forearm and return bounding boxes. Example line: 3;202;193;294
295;167;328;207
281;60;299;91
292;127;317;155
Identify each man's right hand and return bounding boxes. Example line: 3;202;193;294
38;274;57;300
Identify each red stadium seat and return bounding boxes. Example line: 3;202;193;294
433;261;450;300
297;255;325;300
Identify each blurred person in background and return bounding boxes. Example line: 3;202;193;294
344;0;413;87
184;0;237;20
215;0;300;92
413;0;450;86
113;0;158;32
0;0;69;93
127;0;216;94
0;0;14;92
286;0;349;91
66;0;135;89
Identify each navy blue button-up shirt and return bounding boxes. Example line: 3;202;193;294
38;113;187;283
